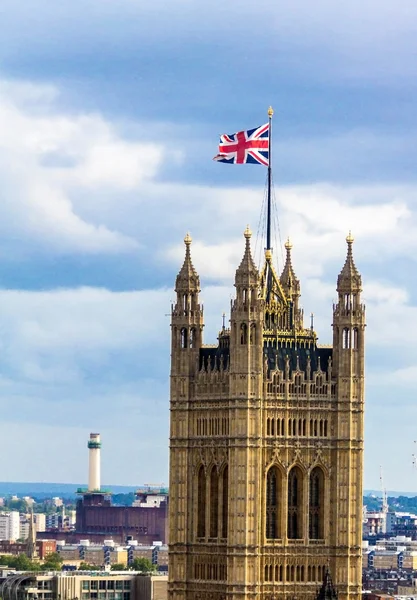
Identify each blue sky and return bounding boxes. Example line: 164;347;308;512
0;0;416;491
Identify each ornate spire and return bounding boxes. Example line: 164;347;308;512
175;233;200;292
316;569;338;600
280;237;300;297
337;232;362;293
26;509;38;561
235;226;259;284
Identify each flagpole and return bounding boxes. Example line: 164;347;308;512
266;106;274;251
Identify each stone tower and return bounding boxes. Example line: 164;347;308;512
169;229;365;600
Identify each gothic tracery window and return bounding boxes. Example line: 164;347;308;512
266;466;280;539
309;467;324;539
222;466;228;538
288;466;303;539
240;323;248;344
181;327;188;349
197;465;206;538
210;466;219;538
189;327;196;348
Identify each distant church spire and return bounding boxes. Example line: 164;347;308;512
26;509;38;561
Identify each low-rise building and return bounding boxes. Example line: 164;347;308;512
0;572;167;600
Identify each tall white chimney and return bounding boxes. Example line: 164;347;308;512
88;433;101;491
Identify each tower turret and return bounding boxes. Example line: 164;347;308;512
279;237;302;329
230;226;263;383
332;233;365;379
171;233;204;379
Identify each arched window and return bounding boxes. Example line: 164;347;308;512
344;293;350;310
222;466;228;538
189;328;196;348
353;327;359;349
288;466;303;539
183;294;188;311
197;466;206;538
343;328;350;349
210;466;219;538
181;328;188;349
250;324;256;345
240;323;248;345
309;467;324;540
266;466;280;539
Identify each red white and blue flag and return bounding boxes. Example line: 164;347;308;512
213;122;269;166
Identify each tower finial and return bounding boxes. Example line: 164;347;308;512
184;232;192;246
346;230;354;245
244;225;252;239
285;237;293;251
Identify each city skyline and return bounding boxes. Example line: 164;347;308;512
0;0;416;489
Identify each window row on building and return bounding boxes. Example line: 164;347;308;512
266;465;325;540
266;380;336;397
193;562;227;581
196;416;230;436
82;580;131;591
264;563;327;583
266;417;328;437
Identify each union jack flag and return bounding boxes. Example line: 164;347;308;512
213;123;269;166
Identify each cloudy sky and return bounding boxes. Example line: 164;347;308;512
0;0;416;492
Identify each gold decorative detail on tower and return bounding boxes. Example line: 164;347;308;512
184;232;192;245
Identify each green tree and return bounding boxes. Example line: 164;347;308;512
110;563;126;571
0;554;41;571
129;558;156;572
5;499;28;513
42;552;63;571
78;562;98;571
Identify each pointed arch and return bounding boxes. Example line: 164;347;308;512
266;466;281;539
209;465;219;538
197;465;206;538
240;323;248;345
287;466;304;539
250;323;256;345
181;327;188;349
222;465;228;539
353;327;359;349
309;466;325;539
189;327;196;348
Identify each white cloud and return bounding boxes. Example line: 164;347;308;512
0;79;164;255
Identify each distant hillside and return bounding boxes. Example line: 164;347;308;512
1;483;416;502
364;490;417;498
0;482;137;499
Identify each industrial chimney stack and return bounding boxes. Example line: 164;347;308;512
88;433;101;492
